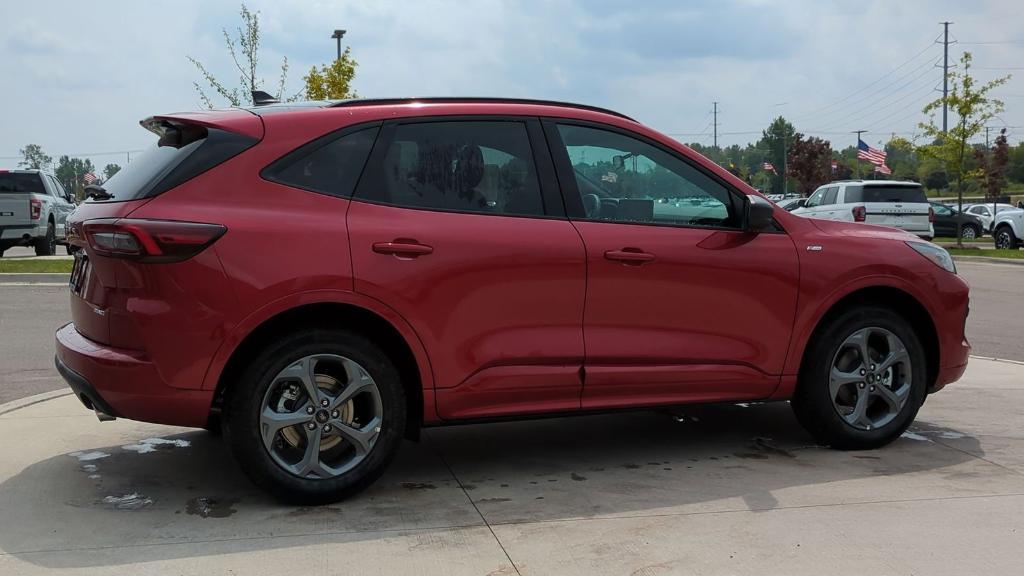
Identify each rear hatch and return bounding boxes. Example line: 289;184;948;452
0;171;43;230
848;183;931;234
67;109;261;347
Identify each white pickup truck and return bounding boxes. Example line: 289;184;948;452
0;169;77;256
992;207;1024;250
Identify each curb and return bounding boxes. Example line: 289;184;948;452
952;255;1024;266
0;273;70;285
969;355;1024;367
0;389;74;417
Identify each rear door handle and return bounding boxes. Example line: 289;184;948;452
372;240;434;258
604;248;655;265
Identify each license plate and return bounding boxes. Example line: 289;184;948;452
69;252;90;296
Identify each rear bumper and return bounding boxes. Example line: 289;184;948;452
932;359;969;393
54;323;213;427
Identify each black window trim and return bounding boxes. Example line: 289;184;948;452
260;120;384;199
540;117;785;234
350;115;566;220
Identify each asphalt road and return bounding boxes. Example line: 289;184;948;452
0;260;1020;406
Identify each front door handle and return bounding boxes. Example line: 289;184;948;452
604;248;655;265
372;240;434;258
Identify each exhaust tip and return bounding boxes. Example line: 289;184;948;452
94;408;116;422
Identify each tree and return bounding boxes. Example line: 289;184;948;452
188;3;291;108
304;47;359;100
786;134;832;195
18;144;52;170
103;163;121;180
55;156;96;201
756;117;796;195
884;137;919;181
975;129;1010;200
1008;142;1024;185
918;52;1010;245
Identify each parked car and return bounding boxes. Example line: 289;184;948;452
0;169;76;256
793;180;934;240
55;97;971;503
775;197;807;212
929;202;984;240
963;203;1018;234
992;208;1024;249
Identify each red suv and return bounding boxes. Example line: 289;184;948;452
55;98;970;503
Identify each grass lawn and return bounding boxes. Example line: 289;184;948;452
947;248;1024;259
0;259;74;273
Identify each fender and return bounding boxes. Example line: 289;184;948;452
776;272;940;399
199;289;436;409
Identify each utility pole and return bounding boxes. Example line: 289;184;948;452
331;29;347;61
985;126;991;147
712;101;718;149
782;132;788;195
941;21;952;133
853;130;867;178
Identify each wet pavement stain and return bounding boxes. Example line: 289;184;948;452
622;463;640;469
399;482;436;490
185;496;239;518
570;472;586;482
734;452;769;460
101;493;153;511
477;497;511;503
463;484;477;491
753;437;795;458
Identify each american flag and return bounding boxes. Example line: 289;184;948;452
83;172;98;185
762;162;777;174
874;163;892;176
857;139;887;166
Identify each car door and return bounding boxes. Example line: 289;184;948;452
801;187;827;218
348;117;586;420
46;176;74;238
544;121;800;409
818;186;840;220
931;204;955;236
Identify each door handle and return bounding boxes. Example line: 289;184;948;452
604;248;655;265
372;240;434;258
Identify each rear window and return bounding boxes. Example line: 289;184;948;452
0;173;44;194
96;127;256;202
847;185;926;203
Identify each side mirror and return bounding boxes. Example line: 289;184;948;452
745;195;775;233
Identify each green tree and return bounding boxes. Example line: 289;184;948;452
188;3;291;108
884;137;919;181
18;144;52;170
103;163;121;180
304;47;358;100
1008;142;1024;185
55;156;96;200
756;116;796;194
918;52;1010;245
787;134;832;195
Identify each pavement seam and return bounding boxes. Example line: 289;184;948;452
0;390;73;417
424;428;523;576
968;355;1024;366
927;436;1024;479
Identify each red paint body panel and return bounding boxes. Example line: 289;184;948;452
54;100;971;431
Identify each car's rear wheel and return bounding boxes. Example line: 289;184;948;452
792;306;927;450
34;222;56;256
994;226;1020;249
960;224;979;240
224;328;407;504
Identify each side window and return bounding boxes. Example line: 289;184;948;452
805;188;826;208
822;186;839;205
555;124;739;228
263;126;379;197
358;121;544;216
48;176;69;201
933;204;953;216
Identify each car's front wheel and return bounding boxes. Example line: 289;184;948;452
994;226;1020;249
960;224;979;240
224;328;407;504
792;306;927;450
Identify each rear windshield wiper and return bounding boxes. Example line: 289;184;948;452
84;184;113;200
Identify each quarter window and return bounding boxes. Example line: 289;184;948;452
555;124;738;228
264;126;379;198
357;121;545;216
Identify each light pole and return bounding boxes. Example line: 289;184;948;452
331;29;346;61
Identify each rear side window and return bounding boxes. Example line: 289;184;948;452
97;127;256;202
0;173;44;194
846;185;926;203
263;126;379;197
357;121;545;216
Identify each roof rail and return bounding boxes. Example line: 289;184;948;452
326;97;637;121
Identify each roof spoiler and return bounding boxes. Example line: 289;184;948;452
251;91;280;107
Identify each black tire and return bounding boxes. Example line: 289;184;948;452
791;306;927;450
65;244;78;256
34;222;56;256
223;328;407;504
960;224;980;241
994;226;1020;250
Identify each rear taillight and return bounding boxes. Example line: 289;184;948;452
928;206;935;222
29;198;41;220
852;205;866;222
82;218;226;263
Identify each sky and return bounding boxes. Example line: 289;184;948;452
1;0;1022;171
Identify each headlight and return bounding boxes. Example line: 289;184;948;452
906;241;956;274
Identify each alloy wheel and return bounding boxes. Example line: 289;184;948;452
259;354;383;479
996;230;1013;249
828;327;912;431
961;226;976;240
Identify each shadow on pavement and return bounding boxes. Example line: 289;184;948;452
0;402;984;568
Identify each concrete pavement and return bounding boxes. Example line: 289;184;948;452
0;358;1022;575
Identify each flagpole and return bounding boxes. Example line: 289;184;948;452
853;130;867;179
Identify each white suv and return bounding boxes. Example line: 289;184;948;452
793;180;933;240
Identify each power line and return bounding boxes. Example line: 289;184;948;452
0;148;145;161
811;59;941;132
958;40;1024;45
